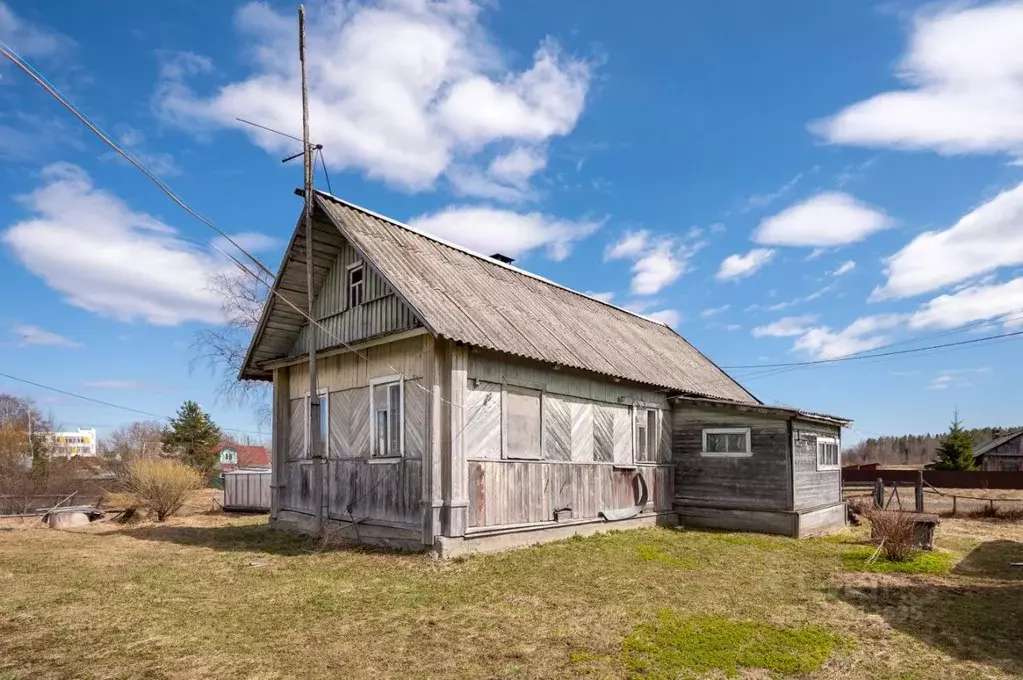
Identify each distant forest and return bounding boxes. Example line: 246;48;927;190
844;426;1022;467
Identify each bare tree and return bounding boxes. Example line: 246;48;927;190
192;271;272;426
98;420;166;462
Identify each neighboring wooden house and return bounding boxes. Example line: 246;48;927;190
974;430;1023;471
216;444;270;472
239;191;851;555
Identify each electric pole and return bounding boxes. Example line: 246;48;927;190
299;4;323;535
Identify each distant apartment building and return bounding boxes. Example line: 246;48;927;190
50;428;98;457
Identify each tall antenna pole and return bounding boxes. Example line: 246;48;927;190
299;4;323;535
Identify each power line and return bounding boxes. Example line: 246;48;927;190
317;147;333;195
235;117;305;144
0;371;266;436
726;328;1023;372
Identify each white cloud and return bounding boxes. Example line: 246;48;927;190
724;323;741;332
0;1;73;62
831;260;856;277
585;291;614;303
447;146;547;202
408;205;599;261
717;248;775;281
604;230;650;261
752;314;818;338
646;309;682;327
741;166;818;214
1;163;253;325
755;192;894;247
908;276;1023;330
874;181;1023;300
12;325;80;348
764;282;838;312
605;230;700;295
812;2;1023;159
700;304;730;318
153;1;590;192
791;314;905;360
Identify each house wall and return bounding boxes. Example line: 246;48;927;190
672;406;791;511
462;350;675;531
274;335;429;533
291;225;422;356
791;420;842;511
980;435;1023;471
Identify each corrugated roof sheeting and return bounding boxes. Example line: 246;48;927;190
316;194;757;403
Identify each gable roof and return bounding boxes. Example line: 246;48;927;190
216;444;269;468
974;430;1023;459
241;191;759;404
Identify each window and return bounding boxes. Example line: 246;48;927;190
503;385;542;459
816;436;840;470
701;428;751;457
370;375;403;458
635;408;658;462
347;262;364;308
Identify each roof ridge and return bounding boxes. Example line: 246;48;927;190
312;189;669;328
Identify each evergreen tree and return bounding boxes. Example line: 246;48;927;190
161;401;223;476
934;410;976;471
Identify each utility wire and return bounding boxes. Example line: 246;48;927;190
0;40;473;418
0;371;266;436
317;147;333;195
235;117;306;144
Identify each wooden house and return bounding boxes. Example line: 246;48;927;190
239;191;851;556
974;430;1023;471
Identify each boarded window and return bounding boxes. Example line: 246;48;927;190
347;263;364;308
816;437;840;469
570;399;594;462
371;377;403;457
702;428;751;456
503;386;541;459
594;405;614;462
612;405;633;465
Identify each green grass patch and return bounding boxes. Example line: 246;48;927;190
702;531;789;551
636;544;696;569
841;547;957;575
623;611;844;678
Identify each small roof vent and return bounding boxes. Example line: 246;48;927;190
490;253;515;264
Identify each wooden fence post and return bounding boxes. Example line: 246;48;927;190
874;478;884;509
915;471;924;513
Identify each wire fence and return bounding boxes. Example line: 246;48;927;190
844;481;1023;519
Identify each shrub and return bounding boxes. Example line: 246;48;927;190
122;458;202;521
867;509;918;562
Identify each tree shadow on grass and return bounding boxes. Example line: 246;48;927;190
837;541;1023;676
111;522;413;557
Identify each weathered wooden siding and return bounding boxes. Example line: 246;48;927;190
980;434;1023;471
292;230;423;355
327;459;423;527
791;420;841;511
673;407;791;511
795;502;846;538
278;335;429;521
468;462;674;528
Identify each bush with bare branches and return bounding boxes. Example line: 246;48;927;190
868;509;918;561
122;458;202;521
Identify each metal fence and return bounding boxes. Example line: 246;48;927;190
223;469;271;512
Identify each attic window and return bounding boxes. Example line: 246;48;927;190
347;262;364;308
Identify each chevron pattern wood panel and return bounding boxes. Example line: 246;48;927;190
348;387;370;458
594;405;614;462
464;381;501;459
404;378;427;459
660;408;673;463
288;398;306;460
328;389;352;458
570;399;594;462
613;404;632;464
544;395;571;461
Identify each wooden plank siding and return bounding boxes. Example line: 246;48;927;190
327;459;423;528
468;462;674;528
791;420;842;510
673;407;791;511
291;228;423;356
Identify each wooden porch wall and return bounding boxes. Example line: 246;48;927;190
327;459;424;528
791;420;842;511
468;462;674;528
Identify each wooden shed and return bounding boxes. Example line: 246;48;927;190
239;191;851;555
974;430;1023;471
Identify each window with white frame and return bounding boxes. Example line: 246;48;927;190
370;375;403;458
347;262;364;308
701;427;751;457
503;385;542;459
303;390;329;458
635;408;659;462
816;436;840;470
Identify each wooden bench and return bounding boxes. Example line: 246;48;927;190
870;511;940;551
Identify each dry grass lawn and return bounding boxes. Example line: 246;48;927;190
1;507;1021;679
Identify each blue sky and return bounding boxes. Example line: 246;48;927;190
2;0;1023;445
